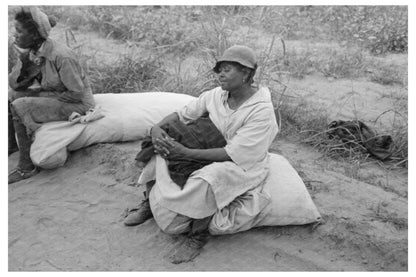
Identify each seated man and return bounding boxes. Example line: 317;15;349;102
8;7;95;183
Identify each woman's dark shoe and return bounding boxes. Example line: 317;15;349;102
8;167;39;184
123;199;153;226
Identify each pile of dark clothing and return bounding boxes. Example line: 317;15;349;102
327;120;393;160
135;113;226;188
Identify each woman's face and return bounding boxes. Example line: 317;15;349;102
14;21;37;49
217;62;247;92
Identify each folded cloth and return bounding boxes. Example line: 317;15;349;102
136;113;227;188
69;106;105;124
327;120;393;160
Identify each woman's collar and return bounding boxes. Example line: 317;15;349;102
220;86;271;107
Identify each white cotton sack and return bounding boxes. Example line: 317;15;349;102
30;92;194;169
30;121;86;169
67;92;195;151
209;153;321;235
256;153;321;226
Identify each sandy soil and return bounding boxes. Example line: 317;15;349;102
8;134;407;271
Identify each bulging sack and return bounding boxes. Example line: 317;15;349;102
30;92;194;169
209;153;321;235
30;121;86;169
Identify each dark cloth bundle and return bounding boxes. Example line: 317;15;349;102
327;120;393;160
135;114;227;188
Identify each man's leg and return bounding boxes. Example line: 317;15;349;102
7;89;39;156
12;114;35;171
8;105;38;184
8;101;18;155
8;96;88;184
11;95;90;136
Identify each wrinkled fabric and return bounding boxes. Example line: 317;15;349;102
144;155;272;234
136;114;226;188
208;185;270;235
149;188;193;235
69;106;105;124
327;120;393;160
140;156;218;219
209;153;322;235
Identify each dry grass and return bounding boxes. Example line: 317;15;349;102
370;66;408;87
7;6;408;168
88;55;166;94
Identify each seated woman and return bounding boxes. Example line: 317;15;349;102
8;7;95;184
124;45;278;264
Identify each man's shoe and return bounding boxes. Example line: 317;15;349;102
8;167;39;184
123;199;153;226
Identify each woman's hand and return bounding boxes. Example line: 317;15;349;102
151;125;170;154
150;125;167;143
9;48;42;91
151;125;175;158
153;134;188;159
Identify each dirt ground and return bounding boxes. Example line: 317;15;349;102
8;136;408;271
8;25;408;271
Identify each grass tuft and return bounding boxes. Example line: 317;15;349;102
7;6;408;168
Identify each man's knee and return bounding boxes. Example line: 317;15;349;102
10;97;36;122
9;99;23;122
8;88;17;102
10;97;26;111
8;88;39;102
8;88;27;102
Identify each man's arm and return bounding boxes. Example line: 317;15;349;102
9;53;41;91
